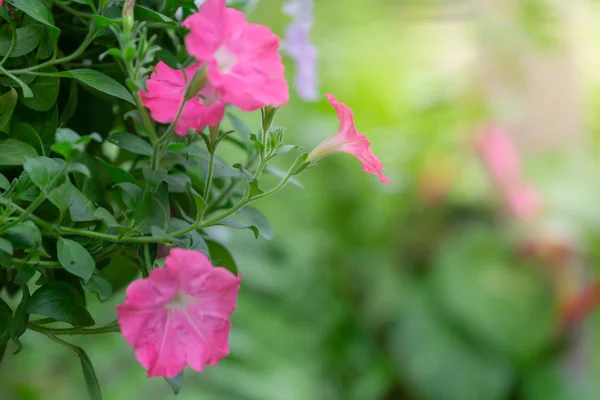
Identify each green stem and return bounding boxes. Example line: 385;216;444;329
30;322;120;336
12;259;62;268
0;23;17;67
142;243;151;277
6;30;96;74
134;91;158;145
204;150;215;199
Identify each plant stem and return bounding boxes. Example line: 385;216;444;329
204;150;215;199
6;30;96;74
134;91;158;145
0;22;17;67
29;322;120;335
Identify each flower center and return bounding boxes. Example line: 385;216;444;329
166;292;190;310
213;46;237;74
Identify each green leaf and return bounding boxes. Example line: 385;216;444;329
134;5;176;25
57;237;96;282
9;286;30;354
0;139;38;166
5;221;41;250
142;167;167;187
14;264;35;285
107;132;153;156
65;69;135;105
94;207;119;227
48;181;76;213
69;187;96;222
19;67;60;111
0;298;12;345
68;162;91;177
216;217;259;238
0;237;13;255
60;79;79;126
238;206;273;240
23;156;65;189
115;182;143;209
164;371;184;395
96;157;135;184
81;274;112;302
0;88;18;133
227;112;252;140
0;173;9;190
164;171;191;193
264;165;304;189
206;240;237;275
0;25;44;58
11;122;44;156
27;281;94;326
10;0;59;35
77;346;103;400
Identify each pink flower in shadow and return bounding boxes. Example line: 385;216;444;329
140;61;225;136
117;248;241;378
183;0;288;111
308;93;390;183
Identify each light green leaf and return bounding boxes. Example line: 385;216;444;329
23;156;65;189
19;67;60;111
96;157;135;184
81;274;112;302
11;122;44;156
10;0;59;35
5;221;41;250
57;237;96;282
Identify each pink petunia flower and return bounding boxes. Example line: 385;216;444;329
140;61;225;136
182;0;289;111
0;1;4;7
476;124;543;220
307;93;390;183
117;248;242;378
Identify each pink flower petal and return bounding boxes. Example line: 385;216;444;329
183;0;289;110
307;93;390;183
117;248;241;378
140;61;226;136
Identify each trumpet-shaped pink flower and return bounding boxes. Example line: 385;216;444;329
476;124;542;220
117;248;242;378
140;61;225;136
182;0;289;111
307;93;390;183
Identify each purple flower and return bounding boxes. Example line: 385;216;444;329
281;0;319;101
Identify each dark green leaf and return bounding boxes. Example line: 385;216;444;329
206;240;237;275
81;274;112;302
66;69;135;105
0;25;44;58
107;132;152;156
0;298;12;345
164;371;184;395
77;346;103;400
10;286;30;354
6;221;41;250
0;88;17;132
10;0;59;35
0;139;38;166
142;167;167;187
14;265;35;285
23;156;65;189
0;238;13;255
60;79;79;126
227;112;252;139
19;67;60;111
134;5;176;25
164;171;191;193
27;281;94;326
57;237;96;282
115;182;143;209
96;157;135;184
0;173;9;190
11;122;44;156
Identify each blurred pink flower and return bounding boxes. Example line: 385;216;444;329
117;248;242;378
0;1;4;7
476;124;542;220
140;61;225;136
308;93;390;183
183;0;289;111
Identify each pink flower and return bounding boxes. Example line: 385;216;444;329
117;248;242;378
307;93;390;183
182;0;289;111
476;124;543;220
140;61;225;136
0;1;4;7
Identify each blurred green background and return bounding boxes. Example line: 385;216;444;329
6;0;600;399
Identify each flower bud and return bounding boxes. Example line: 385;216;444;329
123;0;136;34
184;64;208;101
